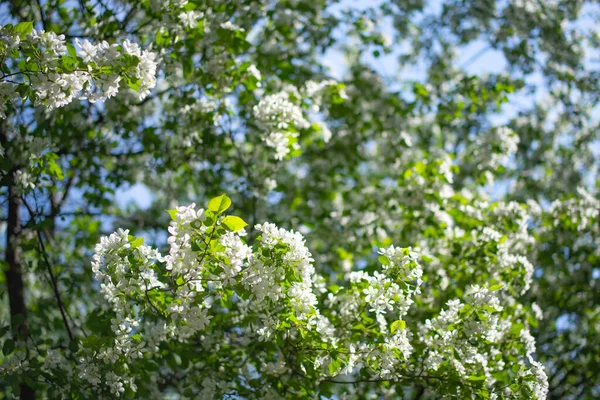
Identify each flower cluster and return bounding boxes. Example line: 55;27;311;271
0;24;158;117
476;127;520;181
252;80;346;159
37;195;547;398
549;187;600;231
253;91;310;160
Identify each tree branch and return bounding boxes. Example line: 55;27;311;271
21;197;74;341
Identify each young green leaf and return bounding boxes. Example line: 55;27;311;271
378;255;390;266
14;21;34;35
221;216;247;232
390;319;406;333
208;194;231;215
47;155;65;180
130;237;144;248
328;358;342;375
167;209;178;220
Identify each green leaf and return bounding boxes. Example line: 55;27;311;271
3;339;15;355
127;76;141;91
475;311;489;321
378;255;390;266
155;29;171;47
146;361;160;371
14;21;34;35
459;304;471;316
490;284;504;291
167;209;178;220
221;216;247;232
67;44;77;59
328;285;341;293
11;380;20;397
319;381;335;397
208;194;231;215
0;325;9;337
468;375;486;381
98;65;114;74
328;358;341;375
130;237;144;248
390;319;406;333
81;335;105;349
47;154;65;180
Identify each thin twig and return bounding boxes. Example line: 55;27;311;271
21;197;74;341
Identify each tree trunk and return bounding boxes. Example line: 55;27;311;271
6;186;27;328
3;127;35;399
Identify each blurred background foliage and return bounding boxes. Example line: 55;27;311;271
1;0;599;398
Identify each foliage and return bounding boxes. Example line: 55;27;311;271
1;0;599;399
